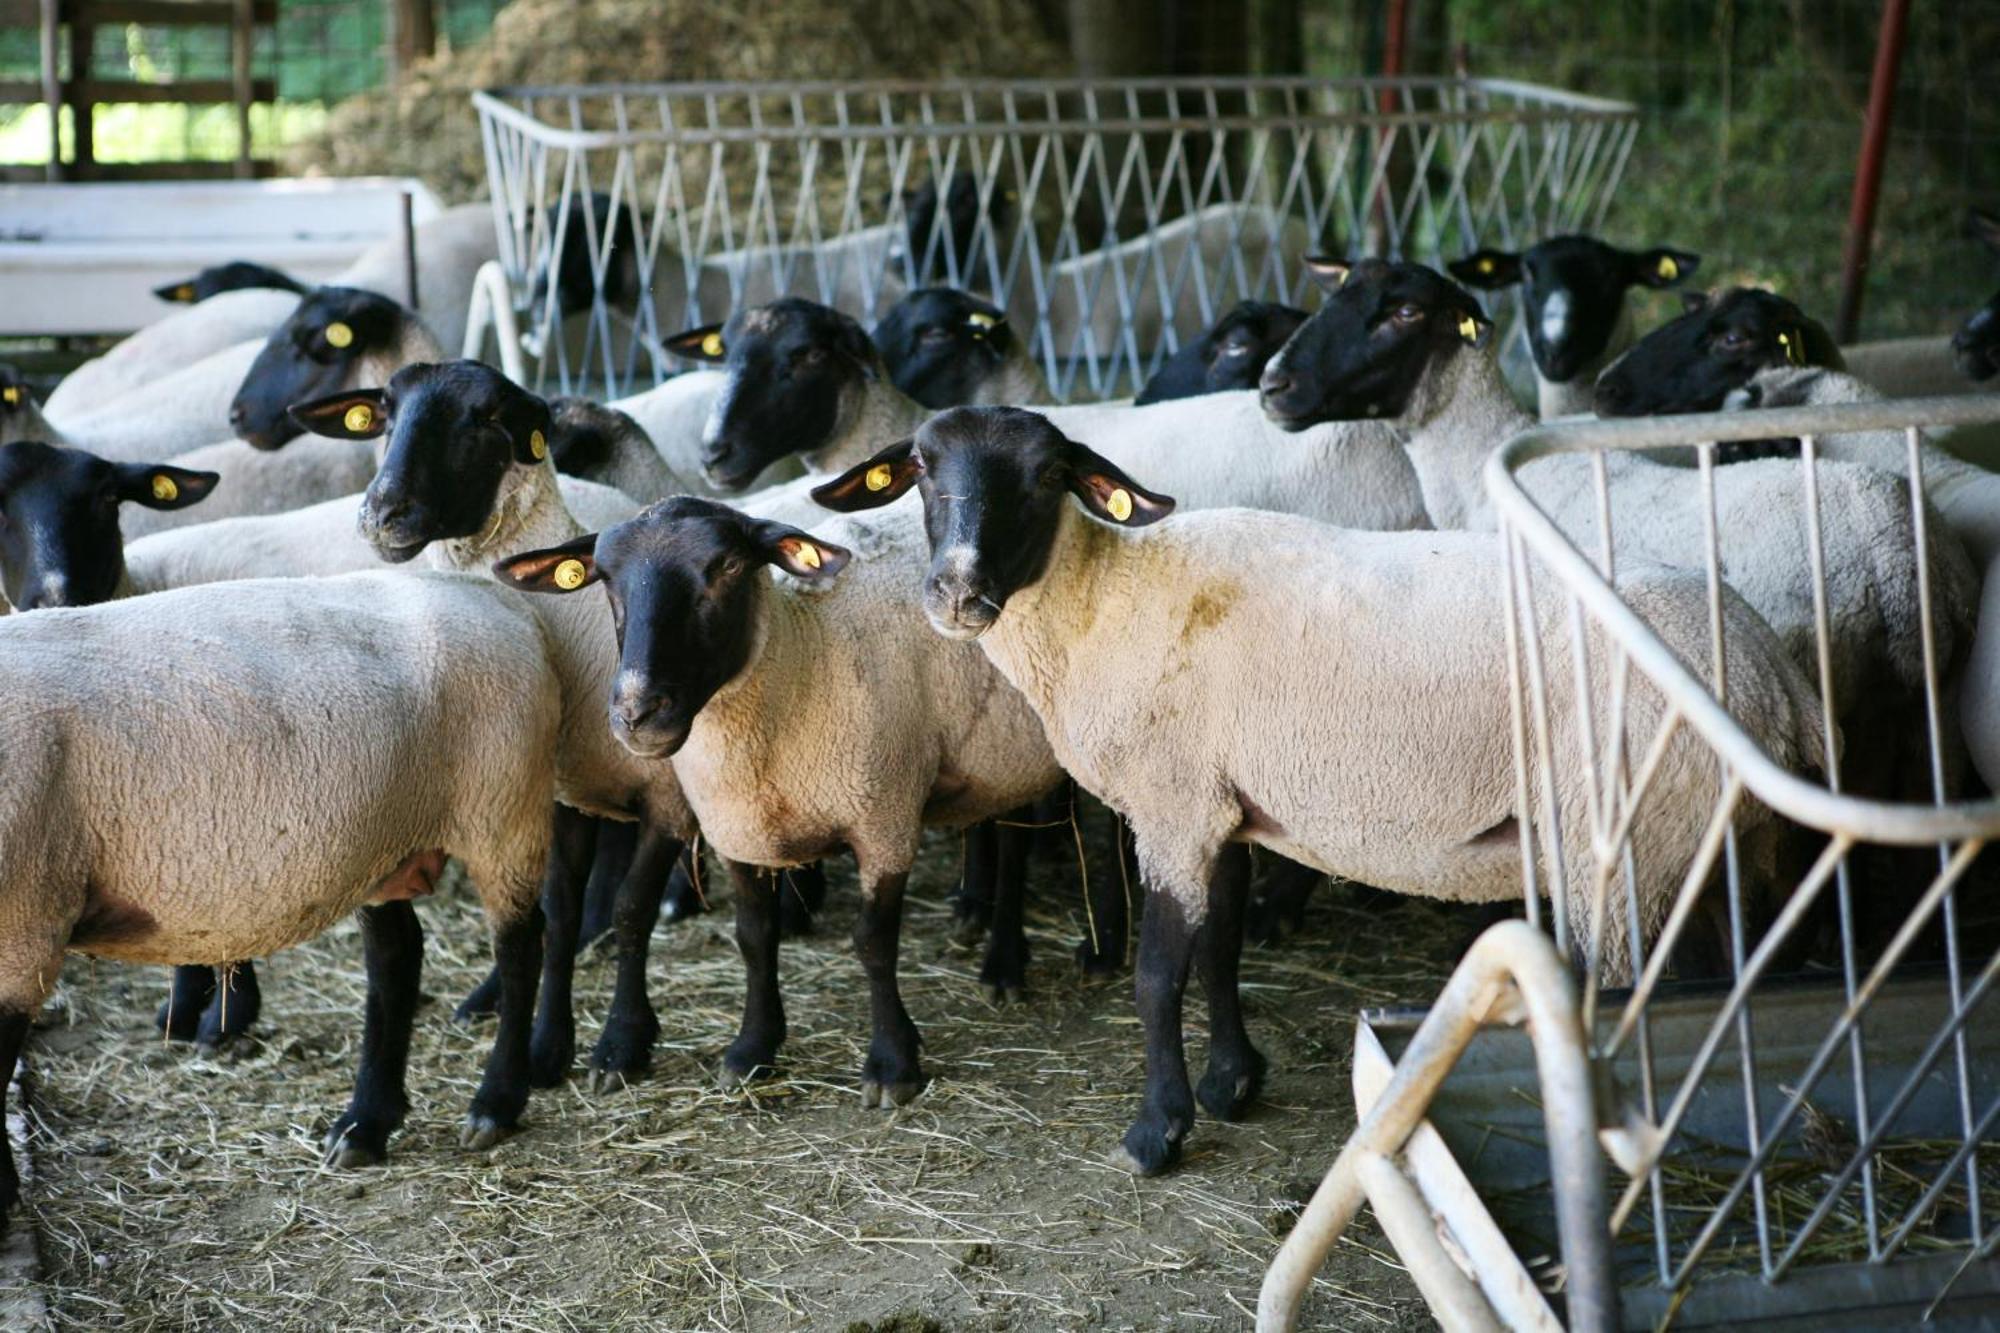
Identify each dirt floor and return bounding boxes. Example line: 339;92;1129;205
13;816;1471;1331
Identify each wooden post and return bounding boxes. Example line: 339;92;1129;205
64;1;91;179
1835;0;1913;343
389;0;437;83
231;0;253;178
38;0;60;180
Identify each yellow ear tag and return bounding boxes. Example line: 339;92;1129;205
865;463;894;492
529;429;547;460
174;284;195;301
343;402;374;433
150;474;179;502
1782;329;1806;367
700;332;724;358
1656;255;1680;282
967;311;997;331
1106;488;1134;522
794;542;822;571
1476;256;1496;274
1;386;19;406
553;558;588;590
325;321;354;349
1458;315;1480;344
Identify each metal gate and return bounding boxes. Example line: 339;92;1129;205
1261;394;2000;1330
469;75;1637;401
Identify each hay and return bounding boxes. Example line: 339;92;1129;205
285;0;1071;203
22;819;1457;1329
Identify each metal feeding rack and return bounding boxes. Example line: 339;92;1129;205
468;75;1637;400
1263;395;2000;1331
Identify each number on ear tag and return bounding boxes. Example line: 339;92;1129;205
554;559;588;590
151;475;179;502
530;429;547;460
325;322;355;349
344;403;374;433
795;543;822;570
865;463;894;492
701;333;724;357
1106;488;1134;522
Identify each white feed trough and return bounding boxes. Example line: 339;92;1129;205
0;177;442;337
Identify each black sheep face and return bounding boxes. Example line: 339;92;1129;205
230;287;409;449
0;441;217;610
1593;287;1842;418
872;288;1016;409
1134;301;1308;406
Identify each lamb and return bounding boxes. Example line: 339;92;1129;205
869;288;1051;408
1954;207;2000;384
0;566;568;1220
1727;364;2000;791
493;493;1064;1102
1133;300;1307;405
1447;235;1700;419
660;297;1431;534
812;404;1826;1173
1260;258;1981;811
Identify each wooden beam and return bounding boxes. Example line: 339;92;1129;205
230;0;252;178
9;158;278;181
64;79;278;104
57;0;276;25
37;0;59;179
389;0;436;82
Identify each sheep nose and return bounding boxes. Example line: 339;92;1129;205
1592;377;1632;416
612;693;660;733
1258;367;1293;399
228;401;248;431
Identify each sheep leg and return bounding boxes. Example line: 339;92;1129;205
587;825;680;1091
528;804;600;1089
1114;886;1199;1177
324;901;424;1169
1246;856;1325;946
721;861;787;1085
856;870;924;1109
193;960;261;1052
576;817;635;950
0;1010;25;1224
1195;843;1265;1120
463;902;545;1151
953;820;999;945
978;815;1032;1003
1076;814;1133;976
155;965;216;1041
778;862;827;937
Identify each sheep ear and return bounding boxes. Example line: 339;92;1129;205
811;440;920;512
287;388;387;440
749;518;851;582
493;535;601;594
153;278;199;304
1634;248;1700;288
1969;208;2000;256
1301;255;1352;291
1447;249;1522;290
1453;306;1496;349
665;322;728;363
1065;442;1174;527
115;463;220;511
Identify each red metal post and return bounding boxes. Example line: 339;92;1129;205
1835;0;1913;343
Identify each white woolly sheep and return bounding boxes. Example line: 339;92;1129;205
813;403;1826;1175
43;289;303;424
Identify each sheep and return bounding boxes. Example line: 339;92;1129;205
1726;364;2000;792
1133;300;1307;406
661;297;1431;534
288;361;704;1091
812;403;1826;1173
120;436;380;539
153;261;307;306
50;339;265;462
1447;235;1700;419
228;286;445;449
1592;286;1846;420
325;201;498;359
0;565;570;1219
42;290;303;424
1260;258;1981;816
870;288;1051;408
492;493;1065;1101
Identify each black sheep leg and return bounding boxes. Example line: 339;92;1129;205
324;901;424;1168
463;902;544;1150
588;825;681;1090
193;960;262;1050
856;870;924;1108
777;861;827;937
0;1010;28;1227
1246;855;1326;945
577;817;635;949
156;965;216;1041
954;821;999;945
979;814;1032;1002
528;804;601;1088
1195;843;1265;1119
1116;885;1199;1176
660;844;707;923
721;861;786;1084
1076;813;1134;975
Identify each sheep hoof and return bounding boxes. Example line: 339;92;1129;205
979;981;1025;1006
1112;1129;1183;1177
1197;1050;1267;1122
717;1054;776;1088
322;1115;390;1169
949;911;989;948
586;1067;629;1096
453;972;501;1025
459;1115;516;1153
859;1078;923;1110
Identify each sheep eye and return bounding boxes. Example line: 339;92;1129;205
919;327;954;345
1392;303;1425;324
1715;330;1751;353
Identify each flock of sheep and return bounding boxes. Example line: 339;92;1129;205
0;190;1997;1227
